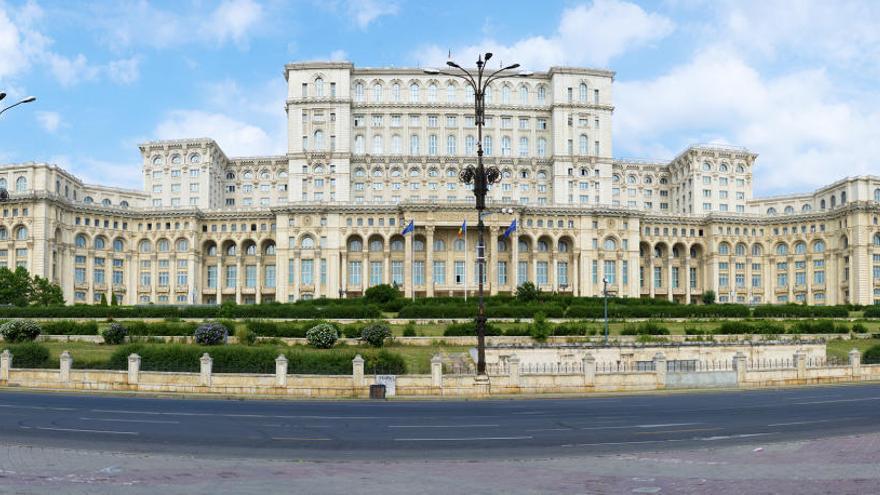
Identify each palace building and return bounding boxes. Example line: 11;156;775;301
2;61;880;306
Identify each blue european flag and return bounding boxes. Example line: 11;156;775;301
401;220;414;235
502;219;517;239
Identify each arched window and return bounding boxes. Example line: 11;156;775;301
206;244;217;256
453;239;465;251
735;243;746;256
433;239;446;251
226;243;236;256
391;83;400;101
775;243;788;256
831;196;837;208
94;236;106;250
226;172;236;180
875;188;880;202
718;242;730;255
138;239;152;253
314;77;324;97
518;239;529;251
243;243;256;256
414;239;425;251
579;135;588;155
369;239;383;252
752;244;763;256
501;85;511;104
102;199;111;206
15;176;27;192
113;238;124;252
301;236;315;249
348;238;363;252
120;200;129;208
314;130;324;150
794;242;806;254
0;178;6;190
784;205;794;215
736;164;745;173
802;204;812;212
373;83;382;102
354;135;365;154
391;239;405;251
427;83;437;102
75;234;87;248
603;238;617;251
537;240;549;252
83;196;94;204
767;207;777;215
176;238;189;252
354;167;366;178
820;199;826;210
841;191;847;204
519;85;528;105
410;83;419;102
537;85;546;104
702;162;712;172
579;83;587;102
264;243;276;255
446;84;456;102
13;225;27;240
559;240;569;253
354;82;364;101
157;239;170;252
813;240;826;253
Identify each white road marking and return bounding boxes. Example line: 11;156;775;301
563;432;774;447
767;419;834;427
526;427;573;432
794;397;880;405
0;404;75;411
90;409;379;420
697;433;773;441
387;424;499;429
271;437;332;441
20;426;138;435
394;436;533;442
78;417;180;425
581;422;701;431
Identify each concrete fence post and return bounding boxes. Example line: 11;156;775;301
733;352;747;386
275;354;288;387
794;350;807;380
849;349;861;380
582;353;596;387
508;354;521;387
59;351;72;384
199;353;212;387
352;354;365;387
0;349;11;382
653;352;667;389
430;354;443;388
127;353;141;385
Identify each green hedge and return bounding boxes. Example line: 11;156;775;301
0;301;381;319
714;321;786;335
107;343;406;374
566;304;750;318
863;306;880;318
40;320;99;335
752;305;849;318
864;345;880;365
399;302;564;318
2;342;52;368
443;322;501;336
124;321;198;336
244;320;368;339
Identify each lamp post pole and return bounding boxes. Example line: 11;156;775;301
603;277;609;345
425;53;526;376
0;95;37;118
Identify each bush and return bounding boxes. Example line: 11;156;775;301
101;323;127;345
402;322;417;337
361;322;392;348
125;321;197;336
789;320;849;334
41;320;98;335
0;319;41;343
4;342;51;368
864;345;880;365
364;284;400;304
852;323;868;334
306;323;338;349
753;304;849;318
552;321;591;336
193;322;228;345
621;321;669;336
515;281;540;302
443;321;501;336
235;326;257;346
529;312;551;342
701;290;716;305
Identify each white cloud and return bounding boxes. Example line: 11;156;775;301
105;56;140;84
154;110;281;157
615;46;880;195
416;0;674;69
35;110;62;132
346;0;398;29
206;0;264;45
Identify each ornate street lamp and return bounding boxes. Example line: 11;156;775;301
602;276;610;345
425;53;528;375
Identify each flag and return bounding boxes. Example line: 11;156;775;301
401;220;414;235
457;220;467;238
502;219;517;239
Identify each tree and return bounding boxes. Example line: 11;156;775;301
99;293;108;306
0;266;33;306
515;281;540;302
29;275;64;306
701;290;716;305
110;292;118;306
364;284;399;304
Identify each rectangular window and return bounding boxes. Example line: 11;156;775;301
622;260;628;285
795;271;806;286
301;259;314;285
245;265;256;288
497;261;507;285
814;270;825;284
207;265;217;288
536;261;548;285
392;261;404;286
557;261;568;286
518;261;528;285
454;261;465;285
671;267;679;288
654;266;662;288
593;260;599;285
433;261;446;285
735;273;745;288
413;261;425;286
158;271;169;287
264;265;276;288
75;267;86;284
320;259;327;285
370;261;383;287
348;261;362;287
112;270;124;285
604;260;616;285
177;271;187;286
689;267;697;289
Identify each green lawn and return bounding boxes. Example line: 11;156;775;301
826;338;879;362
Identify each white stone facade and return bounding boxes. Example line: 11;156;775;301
1;60;880;305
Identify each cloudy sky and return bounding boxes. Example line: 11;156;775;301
1;0;879;195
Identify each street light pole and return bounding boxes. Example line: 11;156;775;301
0;95;37;118
425;53;526;376
603;276;609;345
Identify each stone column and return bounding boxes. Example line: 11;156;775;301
653;352;667;389
404;233;413;298
685;258;692;304
648;257;655;299
200;352;212;386
275;354;288;387
352;354;365;387
572;250;580;296
291;250;300;302
508;354;521;388
0;349;11;381
733;351;747;386
127;353;140;385
849;349;861;380
488;227;498;296
255;254;262;304
794;350;807;380
430;354;443;388
511;233;519;288
426;227;435;297
383;248;391;286
667;256;674;302
582;353;595;387
551;250;558;293
340;252;348;297
235;258;243;304
59;351;72;384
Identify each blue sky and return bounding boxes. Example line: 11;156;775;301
1;0;879;195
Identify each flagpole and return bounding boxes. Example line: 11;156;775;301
464;224;468;302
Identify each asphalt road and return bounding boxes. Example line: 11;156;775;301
1;384;879;460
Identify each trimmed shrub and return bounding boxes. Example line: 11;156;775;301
529;312;551;342
0;319;41;343
515;281;540;302
41;320;99;335
789;320;849;334
101;323;127;345
125;321;197;336
361;322;392;348
503;325;530;336
852;323;868;334
364;284;400;304
306;323;338;349
621;321;669;336
193;322;228;345
864;305;880;318
4;342;51;368
235;326;257;346
863;345;880;365
753;304;849;318
443;321;501;336
402;322;417;337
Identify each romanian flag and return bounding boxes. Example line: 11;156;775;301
457;220;467;238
